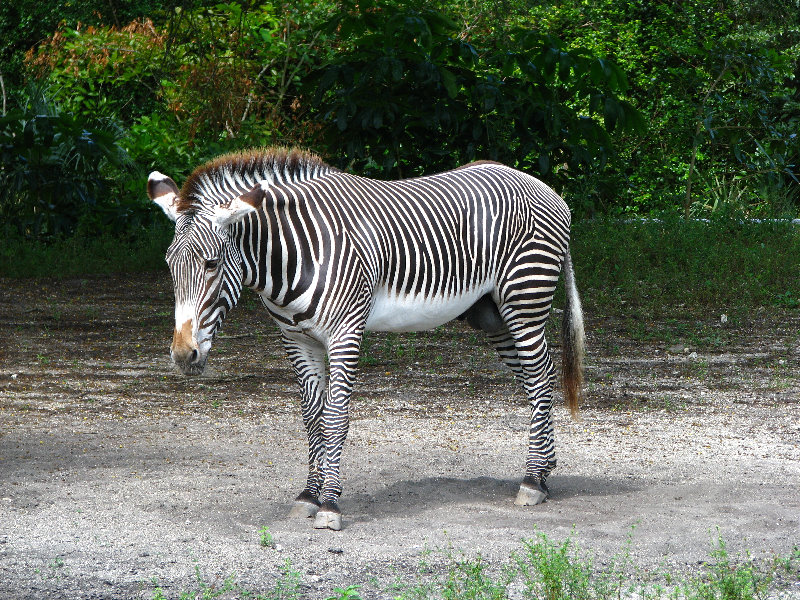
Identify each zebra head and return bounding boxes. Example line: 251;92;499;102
148;171;261;375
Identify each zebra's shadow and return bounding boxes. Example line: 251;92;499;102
342;474;638;524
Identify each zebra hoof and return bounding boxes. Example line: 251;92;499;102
313;501;342;531
288;491;320;518
289;500;320;518
514;479;549;506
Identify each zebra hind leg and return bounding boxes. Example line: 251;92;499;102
485;325;553;506
494;281;559;504
464;298;552;505
515;332;557;505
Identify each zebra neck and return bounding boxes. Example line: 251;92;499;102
236;203;326;312
181;148;339;210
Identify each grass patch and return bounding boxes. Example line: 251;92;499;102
259;526;275;548
149;559;301;600
3;218;799;318
388;531;798;600
141;532;799;599
0;225;172;278
572;217;800;315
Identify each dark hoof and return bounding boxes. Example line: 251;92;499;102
515;477;549;506
313;500;342;531
288;491;320;518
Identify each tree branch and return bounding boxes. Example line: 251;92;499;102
0;71;6;116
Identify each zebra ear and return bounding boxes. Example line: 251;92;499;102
208;185;264;229
148;171;181;222
209;197;258;229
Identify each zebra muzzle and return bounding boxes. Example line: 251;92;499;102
171;320;206;375
171;346;206;375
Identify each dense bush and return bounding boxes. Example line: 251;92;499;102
0;0;166;88
3;1;336;238
511;0;800;216
0;85;131;239
311;0;644;194
0;0;797;243
25;19;166;125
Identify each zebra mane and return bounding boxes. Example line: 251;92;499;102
177;147;339;213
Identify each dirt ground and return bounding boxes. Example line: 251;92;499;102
0;272;798;599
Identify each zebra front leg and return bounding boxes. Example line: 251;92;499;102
281;332;327;518
313;335;361;531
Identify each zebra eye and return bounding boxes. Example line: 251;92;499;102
204;259;220;270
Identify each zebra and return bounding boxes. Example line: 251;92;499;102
148;147;585;531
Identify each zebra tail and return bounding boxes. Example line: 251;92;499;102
561;247;585;418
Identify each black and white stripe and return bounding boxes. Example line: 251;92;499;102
150;148;585;530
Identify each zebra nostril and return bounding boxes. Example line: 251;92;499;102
190;349;199;364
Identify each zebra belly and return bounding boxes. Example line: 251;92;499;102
366;286;490;332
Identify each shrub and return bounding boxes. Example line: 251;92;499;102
0;84;130;239
310;0;645;191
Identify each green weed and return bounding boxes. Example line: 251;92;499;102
140;534;799;600
35;556;67;581
259;526;274;548
392;531;798;600
326;584;363;600
775;291;800;309
680;534;770;600
147;558;301;600
393;550;510;600
514;534;595;600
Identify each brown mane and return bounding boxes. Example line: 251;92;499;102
176;147;337;213
452;160;503;170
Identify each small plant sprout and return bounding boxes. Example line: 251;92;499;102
326;584;362;600
259;525;274;548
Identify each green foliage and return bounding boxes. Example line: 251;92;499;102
0;0;167;88
440;558;508;599
26;19;166;125
11;2;336;238
326;585;363;600
681;534;770;600
391;532;798;600
0;225;172;278
157;1;333;144
514;534;594;600
0;84;131;239
2;0;798;235
258;526;274;548
571;217;800;313
513;0;800;216
311;0;644;185
147;559;302;600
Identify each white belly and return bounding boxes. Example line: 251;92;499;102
365;286;489;332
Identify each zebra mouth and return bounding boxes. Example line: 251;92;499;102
175;361;207;376
171;348;207;376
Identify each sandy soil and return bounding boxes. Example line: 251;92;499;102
0;273;798;599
